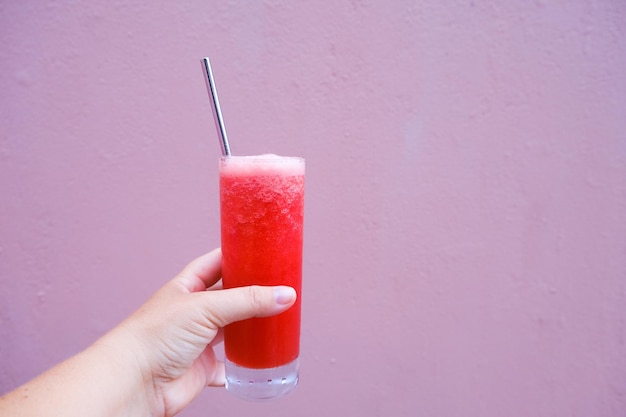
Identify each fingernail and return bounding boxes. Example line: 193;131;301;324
274;286;296;305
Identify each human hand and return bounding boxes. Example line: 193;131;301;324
0;248;295;417
94;248;297;417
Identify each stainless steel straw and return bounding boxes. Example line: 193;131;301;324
202;57;231;156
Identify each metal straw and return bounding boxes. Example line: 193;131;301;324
202;57;231;156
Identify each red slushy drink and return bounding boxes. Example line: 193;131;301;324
219;154;304;400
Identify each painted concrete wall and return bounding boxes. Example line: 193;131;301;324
1;1;625;416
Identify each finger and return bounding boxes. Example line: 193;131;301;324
161;346;220;415
196;345;226;387
202;286;297;328
209;327;224;346
207;360;226;387
207;280;223;291
174;248;222;293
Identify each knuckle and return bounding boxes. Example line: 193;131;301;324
247;285;265;312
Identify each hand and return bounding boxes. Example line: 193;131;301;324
0;248;297;417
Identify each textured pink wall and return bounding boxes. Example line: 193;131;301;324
1;1;625;416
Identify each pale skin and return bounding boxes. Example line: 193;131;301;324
0;248;297;417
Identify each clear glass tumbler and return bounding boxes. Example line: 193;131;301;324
219;154;304;401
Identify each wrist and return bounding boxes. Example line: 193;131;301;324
0;331;156;417
90;326;159;417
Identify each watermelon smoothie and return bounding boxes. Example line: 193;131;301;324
219;154;304;400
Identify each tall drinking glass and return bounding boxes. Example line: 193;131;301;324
219;154;305;401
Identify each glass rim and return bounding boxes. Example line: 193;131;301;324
219;155;305;163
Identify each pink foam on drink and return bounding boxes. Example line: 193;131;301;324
220;154;305;177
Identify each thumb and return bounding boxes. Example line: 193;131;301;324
202;285;297;328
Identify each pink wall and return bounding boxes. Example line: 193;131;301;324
2;1;625;416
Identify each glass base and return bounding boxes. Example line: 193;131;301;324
225;358;299;401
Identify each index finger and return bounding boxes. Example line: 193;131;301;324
174;248;223;293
